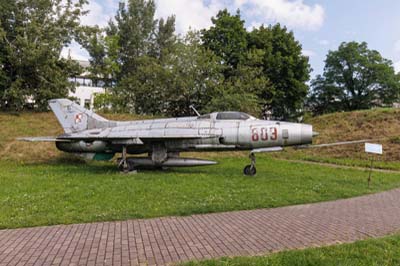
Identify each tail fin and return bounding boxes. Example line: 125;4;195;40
48;99;110;133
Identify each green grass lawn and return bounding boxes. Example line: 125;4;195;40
272;149;400;171
1;155;400;229
182;234;400;266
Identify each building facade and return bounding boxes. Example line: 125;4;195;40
68;60;106;110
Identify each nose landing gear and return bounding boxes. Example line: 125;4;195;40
243;152;256;176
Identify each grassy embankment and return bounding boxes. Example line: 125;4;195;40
272;108;400;170
2;108;400;167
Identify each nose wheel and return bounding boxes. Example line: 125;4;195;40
244;152;256;176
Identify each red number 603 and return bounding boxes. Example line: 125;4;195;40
251;127;278;142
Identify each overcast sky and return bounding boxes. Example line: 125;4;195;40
63;0;400;77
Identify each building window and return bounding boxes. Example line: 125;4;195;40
84;99;91;109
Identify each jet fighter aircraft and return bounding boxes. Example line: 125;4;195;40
19;99;359;176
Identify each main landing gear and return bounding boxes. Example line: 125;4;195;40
243;152;256;176
118;146;135;173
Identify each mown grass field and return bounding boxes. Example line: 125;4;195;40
182;233;400;266
2;156;400;229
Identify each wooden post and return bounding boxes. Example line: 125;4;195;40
368;155;374;188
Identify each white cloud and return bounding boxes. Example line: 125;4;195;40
78;0;325;34
155;0;225;33
394;61;400;73
319;39;329;46
234;0;325;31
155;0;325;33
66;0;325;59
302;49;315;57
80;1;114;27
62;1;118;61
247;21;262;31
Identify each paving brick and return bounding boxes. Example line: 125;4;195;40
2;189;400;265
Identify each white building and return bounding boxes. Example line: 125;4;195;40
68;60;106;110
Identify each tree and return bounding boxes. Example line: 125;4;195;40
117;55;169;114
206;49;273;116
116;31;224;116
0;0;86;111
202;12;310;119
201;9;248;77
248;24;311;120
308;42;400;115
80;27;107;87
151;16;177;61
84;5;310;118
164;31;224;116
79;27;120;88
113;0;156;76
99;0;177;112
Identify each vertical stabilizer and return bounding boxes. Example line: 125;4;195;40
48;99;109;133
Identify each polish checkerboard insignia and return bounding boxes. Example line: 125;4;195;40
74;113;83;124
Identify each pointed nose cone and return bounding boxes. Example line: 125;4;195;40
313;131;319;137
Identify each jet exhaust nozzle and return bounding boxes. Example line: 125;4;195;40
312;131;319;137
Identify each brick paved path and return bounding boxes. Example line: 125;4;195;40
1;189;400;266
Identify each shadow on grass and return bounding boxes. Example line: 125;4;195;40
16;154;217;176
18;154;87;165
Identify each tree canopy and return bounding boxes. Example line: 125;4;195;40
0;0;314;119
2;0;398;118
0;0;87;111
308;42;400;115
248;24;310;119
202;12;310;119
202;9;248;77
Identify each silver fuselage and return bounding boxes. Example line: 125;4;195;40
56;113;313;155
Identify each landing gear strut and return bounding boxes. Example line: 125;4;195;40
118;146;135;172
243;152;256;176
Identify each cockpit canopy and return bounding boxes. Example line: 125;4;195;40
216;112;254;120
198;112;256;121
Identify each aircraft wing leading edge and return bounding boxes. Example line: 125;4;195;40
17;137;71;142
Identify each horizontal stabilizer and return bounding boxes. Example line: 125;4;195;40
17;137;71;142
295;139;373;149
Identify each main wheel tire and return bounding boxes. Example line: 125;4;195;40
243;165;256;176
118;160;135;172
127;160;135;171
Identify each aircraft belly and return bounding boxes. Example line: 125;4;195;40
164;137;219;151
56;141;110;153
